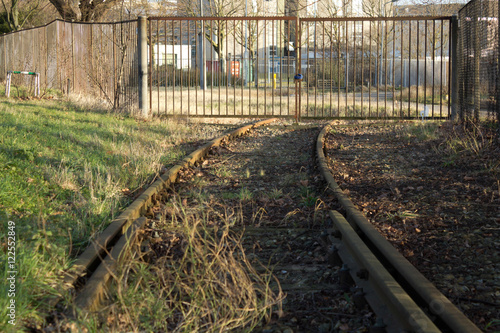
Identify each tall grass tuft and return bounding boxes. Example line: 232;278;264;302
99;200;283;332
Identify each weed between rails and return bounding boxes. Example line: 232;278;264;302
89;199;284;332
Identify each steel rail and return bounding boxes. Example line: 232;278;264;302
328;210;440;332
57;118;278;311
316;121;482;333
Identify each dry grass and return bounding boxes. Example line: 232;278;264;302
148;86;443;118
90;199;284;332
397;85;448;105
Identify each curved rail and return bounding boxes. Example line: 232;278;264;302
58;118;278;311
316;121;482;333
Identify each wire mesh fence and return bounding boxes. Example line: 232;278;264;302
458;0;499;123
0;19;139;110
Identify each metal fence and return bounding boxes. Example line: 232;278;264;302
147;16;452;119
458;0;499;122
0;3;498;122
0;19;139;110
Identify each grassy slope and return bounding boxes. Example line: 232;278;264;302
0;97;220;331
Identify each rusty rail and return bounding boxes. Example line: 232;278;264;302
58;118;277;311
316;121;482;332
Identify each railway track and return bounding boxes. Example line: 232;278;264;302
49;119;482;332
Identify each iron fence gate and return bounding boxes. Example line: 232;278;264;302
148;16;452;119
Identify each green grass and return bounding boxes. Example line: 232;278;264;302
0;97;222;331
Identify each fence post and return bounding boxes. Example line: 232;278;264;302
497;0;500;126
138;16;149;118
473;10;480;122
450;14;459;121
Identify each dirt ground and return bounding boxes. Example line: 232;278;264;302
323;120;500;331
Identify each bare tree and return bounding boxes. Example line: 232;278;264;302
1;0;46;31
48;0;121;21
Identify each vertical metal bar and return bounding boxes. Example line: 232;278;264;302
432;19;435;118
473;12;480;121
361;21;364;117
353;21;357;116
330;21;333;116
226;20;228;116
342;22;346;117
188;20;191;117
306;21;310;115
144;17;151;116
322;20;325;117
279;18;283;116
210;20;213;116
233;20;236;116
155;21;159;115
287;19;291;116
369;21;372;117
314;20;318;117
400;20;403;117
3;32;7;81
296;16;301;122
71;23;76;93
113;24;116;105
392;19;396;117
424;20;428;113
384;19;388;117
195;20;199;116
202;20;206;116
345;20;348;116
249;19;253;116
416;20;420;117
241;20;244;116
272;19;275;116
440;19;444;118
172;20;175;116
217;20;221;116
408;20;412;117
256;20;259;115
180;20;184;116
45;26;48;89
264;19;267;116
376;21;380;117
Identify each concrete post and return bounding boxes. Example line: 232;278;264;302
450;15;459;121
138;16;149;118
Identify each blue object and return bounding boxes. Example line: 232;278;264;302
294;74;303;80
